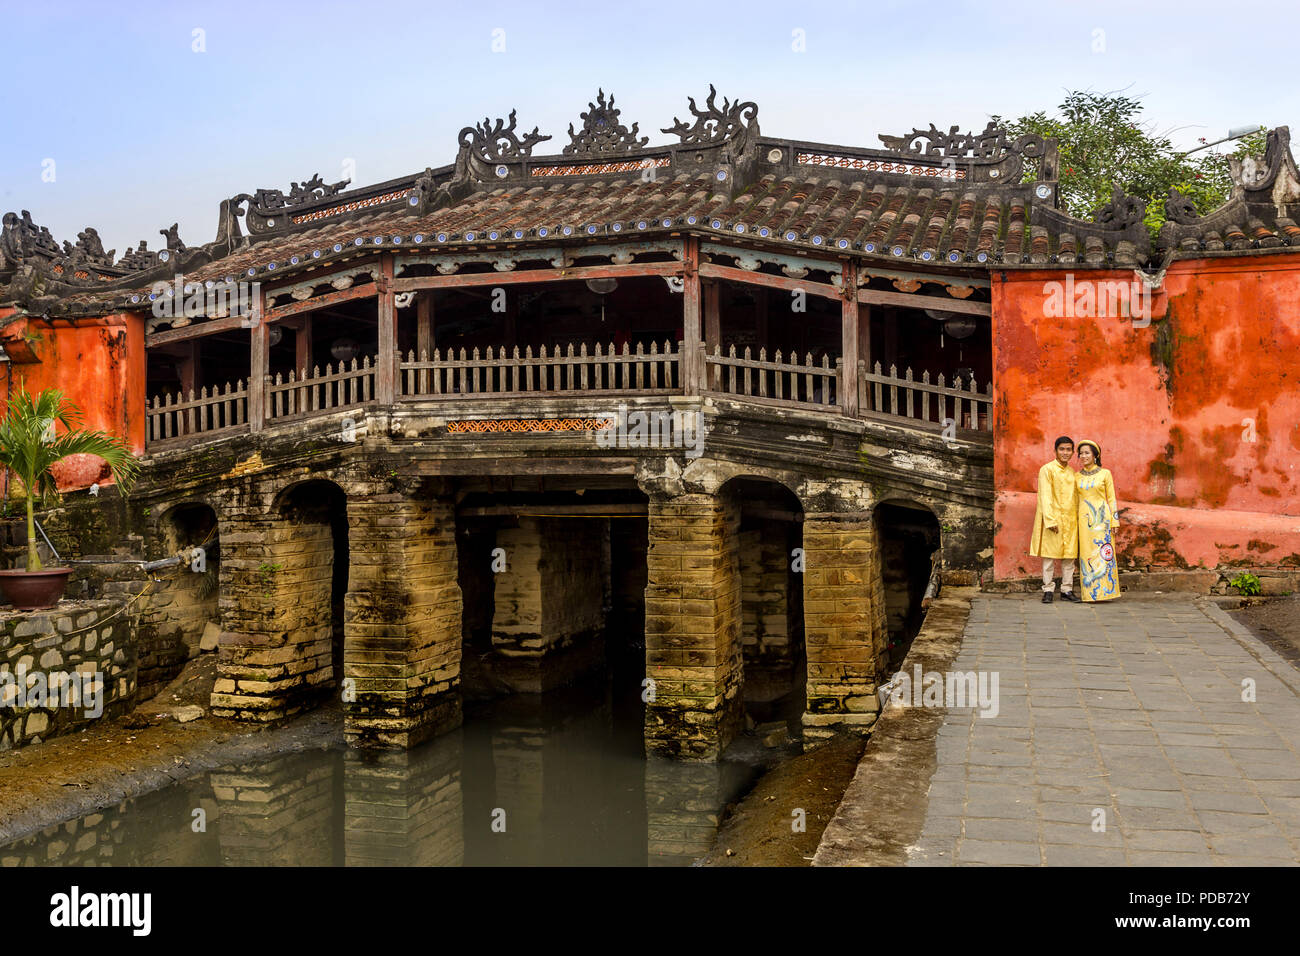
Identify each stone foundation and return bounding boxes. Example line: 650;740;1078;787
0;599;136;750
643;492;744;760
488;517;609;692
344;495;464;749
801;511;888;742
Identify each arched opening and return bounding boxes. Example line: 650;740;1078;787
144;502;221;694
276;480;349;690
874;500;941;669
720;477;806;736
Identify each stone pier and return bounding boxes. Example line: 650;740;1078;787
211;504;336;722
345;493;463;749
801;501;889;742
488;516;608;692
643;492;744;760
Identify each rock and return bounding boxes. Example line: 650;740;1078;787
200;621;220;652
173;705;204;723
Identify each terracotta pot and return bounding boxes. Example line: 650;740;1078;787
0;568;73;611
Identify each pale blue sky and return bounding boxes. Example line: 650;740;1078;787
2;0;1293;256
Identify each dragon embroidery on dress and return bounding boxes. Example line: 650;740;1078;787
1080;498;1117;600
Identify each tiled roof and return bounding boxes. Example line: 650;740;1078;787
5;90;1295;316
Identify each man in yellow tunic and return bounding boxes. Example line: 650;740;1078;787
1029;436;1080;604
1075;439;1120;602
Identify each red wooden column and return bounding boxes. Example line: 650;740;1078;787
682;237;702;395
377;253;397;404
294;315;313;377
416;292;434;394
703;279;720;392
249;291;268;432
840;260;860;415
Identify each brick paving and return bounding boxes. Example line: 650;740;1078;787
906;595;1300;866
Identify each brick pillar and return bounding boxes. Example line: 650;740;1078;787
644;492;743;760
211;511;336;722
801;511;888;742
488;517;608;692
344;495;463;749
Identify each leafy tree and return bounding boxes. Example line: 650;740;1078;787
0;388;139;571
996;90;1267;241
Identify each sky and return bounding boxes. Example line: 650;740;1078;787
2;0;1296;258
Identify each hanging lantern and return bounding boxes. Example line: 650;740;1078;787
585;277;618;322
330;338;360;362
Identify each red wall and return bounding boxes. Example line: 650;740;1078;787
992;254;1300;577
0;308;146;490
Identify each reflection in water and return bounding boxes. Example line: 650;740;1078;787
3;673;762;867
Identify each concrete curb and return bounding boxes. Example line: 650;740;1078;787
812;587;975;866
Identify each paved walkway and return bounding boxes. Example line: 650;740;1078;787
904;594;1300;866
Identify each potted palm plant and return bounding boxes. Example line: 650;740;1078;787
0;388;139;610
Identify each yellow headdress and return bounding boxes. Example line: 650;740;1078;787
1077;439;1102;464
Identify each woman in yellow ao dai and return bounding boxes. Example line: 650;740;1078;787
1075;439;1120;602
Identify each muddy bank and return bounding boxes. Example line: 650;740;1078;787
700;733;866;866
0;679;341;845
1227;595;1300;669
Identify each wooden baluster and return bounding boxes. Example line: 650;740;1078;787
758;347;769;397
632;342;642;391
936;373;947;426
649;341;659;390
824;354;834;406
904;367;915;419
774;350;784;400
805;352;815;406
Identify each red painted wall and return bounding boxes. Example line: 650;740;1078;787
0;307;146;490
992;254;1300;577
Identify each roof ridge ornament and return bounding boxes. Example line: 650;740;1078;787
564;89;648;156
1092;185;1147;229
459;110;552;162
879;121;1044;161
661;85;759;145
1164;187;1200;225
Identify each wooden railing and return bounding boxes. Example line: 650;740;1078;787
147;381;248;446
859;361;992;432
144;347;994;449
399;342;680;398
704;345;840;410
268;357;376;421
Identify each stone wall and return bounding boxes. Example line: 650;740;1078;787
643;492;744;760
0;599;136;750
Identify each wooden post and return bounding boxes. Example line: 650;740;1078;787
295;314;313;377
416;292;434;395
683;237;702;395
840;261;859;415
377;253;396;404
249;293;267;433
703;280;721;354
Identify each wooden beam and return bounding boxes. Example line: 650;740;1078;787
857;287;991;316
145;313;250;348
265;282;378;322
401;457;638;476
458;503;648;518
390;260;682;293
698;262;840;300
840;261;859;416
682;238;702;394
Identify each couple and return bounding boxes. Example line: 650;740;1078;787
1030;435;1120;604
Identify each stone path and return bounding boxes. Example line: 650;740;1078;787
904;594;1300;866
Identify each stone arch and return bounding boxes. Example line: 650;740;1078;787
210;477;349;723
873;497;942;669
138;500;222;695
716;475;807;722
